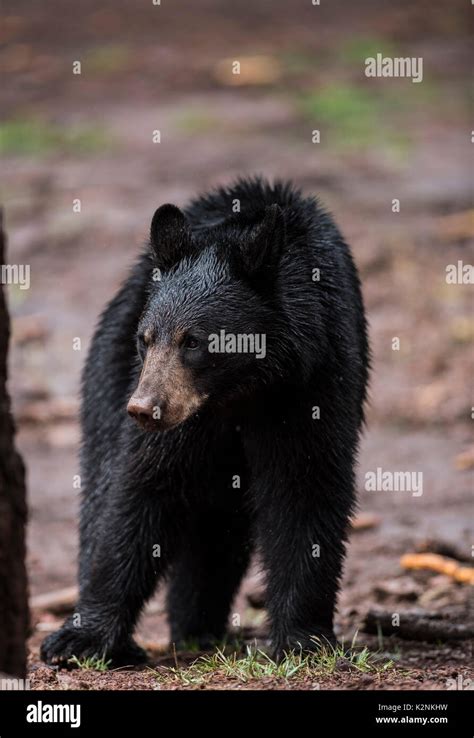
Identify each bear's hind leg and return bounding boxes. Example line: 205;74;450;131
167;494;252;651
245;400;358;660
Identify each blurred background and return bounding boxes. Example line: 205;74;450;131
1;0;472;688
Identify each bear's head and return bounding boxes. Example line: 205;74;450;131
127;202;287;431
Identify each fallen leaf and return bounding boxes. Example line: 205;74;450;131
213;55;281;86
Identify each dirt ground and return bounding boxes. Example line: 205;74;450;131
2;0;473;689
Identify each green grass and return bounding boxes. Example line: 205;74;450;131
85;44;131;74
297;83;414;152
337;36;398;64
68;654;112;672
174;109;220;134
0;118;112;156
280;50;323;76
152;639;394;687
280;37;397;75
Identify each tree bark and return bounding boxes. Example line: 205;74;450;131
0;210;29;678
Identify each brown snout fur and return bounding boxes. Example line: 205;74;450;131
127;345;205;430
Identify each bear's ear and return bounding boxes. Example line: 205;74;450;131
150;204;191;269
240;204;286;275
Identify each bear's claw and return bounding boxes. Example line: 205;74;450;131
41;625;147;668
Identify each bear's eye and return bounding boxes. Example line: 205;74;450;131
182;334;200;351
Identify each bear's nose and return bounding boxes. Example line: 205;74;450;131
127;396;158;426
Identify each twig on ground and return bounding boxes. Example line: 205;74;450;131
364;608;474;642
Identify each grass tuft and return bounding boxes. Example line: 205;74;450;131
68;654;112;672
0;119;112;156
151;638;394;687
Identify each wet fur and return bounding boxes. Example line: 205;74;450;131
41;177;369;665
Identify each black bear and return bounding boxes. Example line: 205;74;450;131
41;177;369;665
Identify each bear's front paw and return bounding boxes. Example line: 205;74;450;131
272;628;337;662
41;624;106;667
40;624;147;668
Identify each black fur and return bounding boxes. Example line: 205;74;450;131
41;177;369;665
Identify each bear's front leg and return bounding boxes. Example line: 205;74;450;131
41;474;176;667
245;405;358;660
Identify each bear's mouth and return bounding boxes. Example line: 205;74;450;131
127;411;164;432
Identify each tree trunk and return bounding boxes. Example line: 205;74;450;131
0;210;29;678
